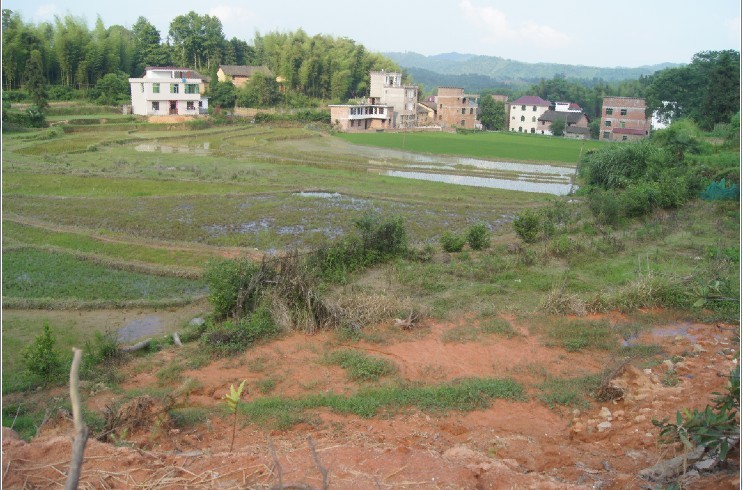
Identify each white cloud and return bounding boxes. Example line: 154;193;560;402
34;3;61;21
459;0;569;48
209;5;257;24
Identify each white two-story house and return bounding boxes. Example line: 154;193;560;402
129;67;209;116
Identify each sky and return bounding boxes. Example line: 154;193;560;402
4;0;741;68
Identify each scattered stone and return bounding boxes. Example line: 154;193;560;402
643;368;653;375
693;344;706;353
663;360;675;370
639;445;705;481
613;410;625;420
694;458;719;472
599;407;612;420
597;421;612;432
190;317;206;327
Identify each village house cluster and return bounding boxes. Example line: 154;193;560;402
129;65;653;140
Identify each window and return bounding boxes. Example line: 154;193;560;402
603;131;611;139
512;106;516;110
605;108;613;115
461;120;465;126
521;105;526;110
470;108;473;115
604;120;611;127
518;126;523;132
152;101;160;111
140;83;144;93
461;108;466;115
170;84;179;94
532;116;536;122
620;121;626;128
187;101;195;110
520;115;525;122
440;104;443;109
532;105;537;111
530;128;535;133
620;108;627;116
152;83;160;94
185;84;199;94
622;135;628;141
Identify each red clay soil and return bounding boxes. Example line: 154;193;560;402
3;316;739;489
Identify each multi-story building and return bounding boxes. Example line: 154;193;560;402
435;87;479;129
329;103;395;131
508;95;551;133
129;67;208;116
369;71;419;128
536;102;590;137
600;97;651;141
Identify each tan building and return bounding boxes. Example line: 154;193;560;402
435;87;479;129
329;103;394;131
369;71;419;128
217;65;273;87
509;95;551;133
600;97;651;141
537;109;590;136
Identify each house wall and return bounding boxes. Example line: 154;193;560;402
509;102;550;133
129;70;207;116
435;87;479;129
330;105;393;132
369;71;418;128
600;97;651;141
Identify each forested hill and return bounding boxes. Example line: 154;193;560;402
386;51;679;87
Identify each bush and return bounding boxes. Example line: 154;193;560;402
587;189;622;226
440;231;466;252
23;323;63;381
620;181;660;218
204;306;280;354
466;223;491;250
513;210;541;243
355;213;408;260
204;258;262;319
580;141;657;189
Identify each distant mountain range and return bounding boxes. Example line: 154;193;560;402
384;51;680;92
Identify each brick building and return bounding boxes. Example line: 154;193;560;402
434;87;480;129
369;71;419;128
600;97;651;141
329;103;394;131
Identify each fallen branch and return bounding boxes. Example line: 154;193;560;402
120;338;152;353
65;348;89;490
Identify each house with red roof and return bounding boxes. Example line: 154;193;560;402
508;95;552;133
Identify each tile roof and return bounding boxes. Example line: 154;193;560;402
512;95;551;106
219;65;273;77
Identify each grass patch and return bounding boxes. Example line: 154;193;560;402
241;377;524;428
545;319;615;352
2;248;204;303
537;373;603;409
324;349;397;382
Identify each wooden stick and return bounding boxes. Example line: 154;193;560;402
65;348;89;490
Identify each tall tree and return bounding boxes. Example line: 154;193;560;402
26;49;48;109
479;95;506;130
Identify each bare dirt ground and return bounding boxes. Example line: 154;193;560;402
3;314;739;489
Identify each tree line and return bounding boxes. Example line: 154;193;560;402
1;9;399;102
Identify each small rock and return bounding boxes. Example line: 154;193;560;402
597;421;612;432
694;458;718;472
599;407;612;420
634;415;647;423
663;360;675;370
613;410;625;420
643;368;653;375
190;317;206;327
693;344;706;353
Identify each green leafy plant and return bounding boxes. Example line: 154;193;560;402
440;231;466;253
225;380;247;453
513;210;541;243
23;323;63;381
466;223;491;250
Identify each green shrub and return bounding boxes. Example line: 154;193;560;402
204;306;280;355
587;189;622;226
23;323;63;381
466;223;491;250
580;140;657;189
355;213;408;260
440;231;466;252
513;210;541;243
204;258;262;319
620;181;660;218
